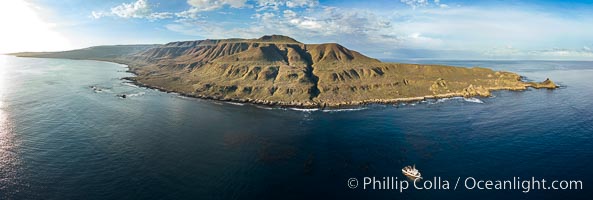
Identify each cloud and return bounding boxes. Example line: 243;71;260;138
400;0;429;8
535;49;593;58
285;0;318;8
91;0;316;21
91;0;173;20
92;0;593;60
110;0;151;18
148;12;175;19
280;7;393;36
254;12;276;21
256;0;318;11
165;19;265;39
400;0;447;9
390;7;593;52
167;6;392;36
283;9;297;18
91;11;104;19
482;46;593;59
159;0;250;19
482;45;522;57
93;0;251;20
164;5;447;56
186;0;248;11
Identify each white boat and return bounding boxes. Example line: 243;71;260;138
402;165;422;179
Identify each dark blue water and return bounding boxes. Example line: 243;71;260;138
1;56;592;199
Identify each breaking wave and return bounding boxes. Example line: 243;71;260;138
288;108;319;112
431;97;484;104
122;82;139;88
255;106;275;110
225;102;245;106
463;97;484;104
321;107;367;112
127;92;145;97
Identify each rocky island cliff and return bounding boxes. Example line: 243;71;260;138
11;35;557;108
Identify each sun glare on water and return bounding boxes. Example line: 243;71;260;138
0;55;14;165
0;0;71;54
0;56;5;108
0;56;7;127
0;54;18;177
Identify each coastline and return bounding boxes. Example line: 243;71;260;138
121;65;554;109
4;54;591;200
10;55;557;109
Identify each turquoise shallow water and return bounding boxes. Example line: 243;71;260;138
0;56;592;199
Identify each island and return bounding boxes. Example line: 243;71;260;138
11;35;557;108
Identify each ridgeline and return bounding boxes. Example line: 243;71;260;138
11;35;557;108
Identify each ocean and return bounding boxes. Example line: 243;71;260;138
0;56;592;199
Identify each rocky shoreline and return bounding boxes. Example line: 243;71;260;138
12;55;559;109
11;35;559;109
121;68;557;109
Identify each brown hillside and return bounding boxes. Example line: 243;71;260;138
12;35;557;108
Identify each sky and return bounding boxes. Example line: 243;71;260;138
2;0;593;60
